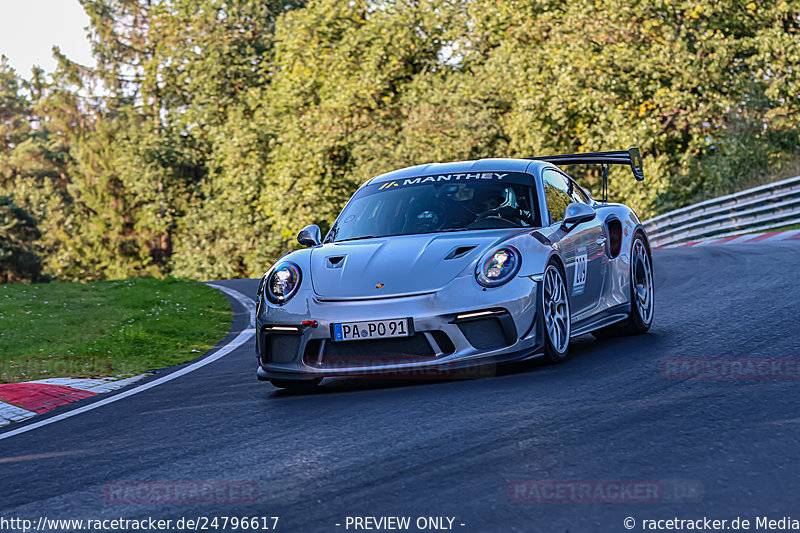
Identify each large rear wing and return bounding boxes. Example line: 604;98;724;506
527;147;644;202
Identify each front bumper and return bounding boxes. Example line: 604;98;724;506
255;274;543;380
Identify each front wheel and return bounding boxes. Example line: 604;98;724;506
541;261;571;363
593;233;654;338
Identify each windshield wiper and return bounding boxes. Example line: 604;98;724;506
335;235;378;243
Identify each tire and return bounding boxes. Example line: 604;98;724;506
541;260;571;363
269;378;322;391
592;233;654;338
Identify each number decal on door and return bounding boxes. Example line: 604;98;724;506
573;253;587;295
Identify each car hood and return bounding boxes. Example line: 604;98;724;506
309;230;515;299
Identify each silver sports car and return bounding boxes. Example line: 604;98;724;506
255;148;654;389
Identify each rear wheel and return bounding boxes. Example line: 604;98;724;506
269;378;322;391
541;261;571;363
592;233;654;338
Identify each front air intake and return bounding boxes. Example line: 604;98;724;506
452;309;517;350
260;326;302;364
303;335;441;368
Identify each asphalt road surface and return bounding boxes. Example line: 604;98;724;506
2;242;799;533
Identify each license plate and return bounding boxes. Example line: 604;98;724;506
332;318;412;342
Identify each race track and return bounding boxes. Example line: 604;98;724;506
2;242;800;532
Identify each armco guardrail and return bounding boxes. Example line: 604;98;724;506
644;175;800;247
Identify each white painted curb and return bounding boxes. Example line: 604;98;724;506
0;375;149;428
26;375;148;393
0;403;37;425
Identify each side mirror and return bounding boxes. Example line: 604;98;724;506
561;203;596;230
297;224;321;247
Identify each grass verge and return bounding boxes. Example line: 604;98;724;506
0;278;231;383
743;222;800;235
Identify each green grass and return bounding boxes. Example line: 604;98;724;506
743;222;800;235
0;278;231;383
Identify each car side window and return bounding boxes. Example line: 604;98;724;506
543;170;573;224
568;178;590;204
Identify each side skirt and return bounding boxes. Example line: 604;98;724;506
570;303;631;337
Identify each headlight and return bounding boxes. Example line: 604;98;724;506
476;247;521;287
265;262;302;304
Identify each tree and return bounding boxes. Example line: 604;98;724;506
0;196;43;283
1;0;798;282
459;0;800;216
256;0;468;262
80;0;304;280
0;57;32;188
0;59;80;279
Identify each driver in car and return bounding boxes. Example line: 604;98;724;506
474;188;505;214
407;184;531;233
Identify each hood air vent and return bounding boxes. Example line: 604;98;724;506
444;246;476;260
326;255;346;268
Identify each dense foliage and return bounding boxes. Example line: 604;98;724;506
0;196;43;283
1;0;798;282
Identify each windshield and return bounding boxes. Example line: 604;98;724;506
327;172;540;242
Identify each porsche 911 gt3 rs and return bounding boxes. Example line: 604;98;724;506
255;148;654;389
